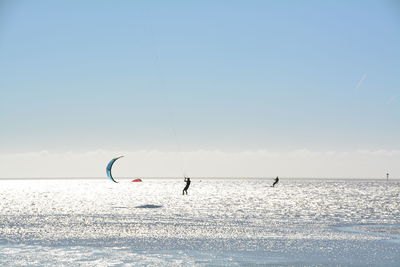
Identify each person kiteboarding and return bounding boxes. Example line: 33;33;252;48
271;176;279;187
183;177;191;195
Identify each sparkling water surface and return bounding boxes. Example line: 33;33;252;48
0;178;399;266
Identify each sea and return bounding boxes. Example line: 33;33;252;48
0;178;399;266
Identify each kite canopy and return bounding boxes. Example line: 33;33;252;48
132;178;142;182
106;156;123;183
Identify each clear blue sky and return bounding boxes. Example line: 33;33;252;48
1;0;399;154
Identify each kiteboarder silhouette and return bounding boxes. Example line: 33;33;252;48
272;176;279;187
183;177;191;195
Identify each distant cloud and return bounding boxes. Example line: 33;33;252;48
0;149;399;179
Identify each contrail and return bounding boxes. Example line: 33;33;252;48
387;95;398;104
355;74;367;90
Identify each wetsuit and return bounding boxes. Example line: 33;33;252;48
272;177;279;187
183;178;191;195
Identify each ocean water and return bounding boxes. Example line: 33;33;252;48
0;178;399;266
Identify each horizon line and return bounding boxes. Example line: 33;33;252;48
0;177;397;180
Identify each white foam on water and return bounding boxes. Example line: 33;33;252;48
335;224;400;244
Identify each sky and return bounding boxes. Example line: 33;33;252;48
0;0;399;178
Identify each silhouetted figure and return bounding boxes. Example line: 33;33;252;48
272;176;279;187
183;177;191;195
